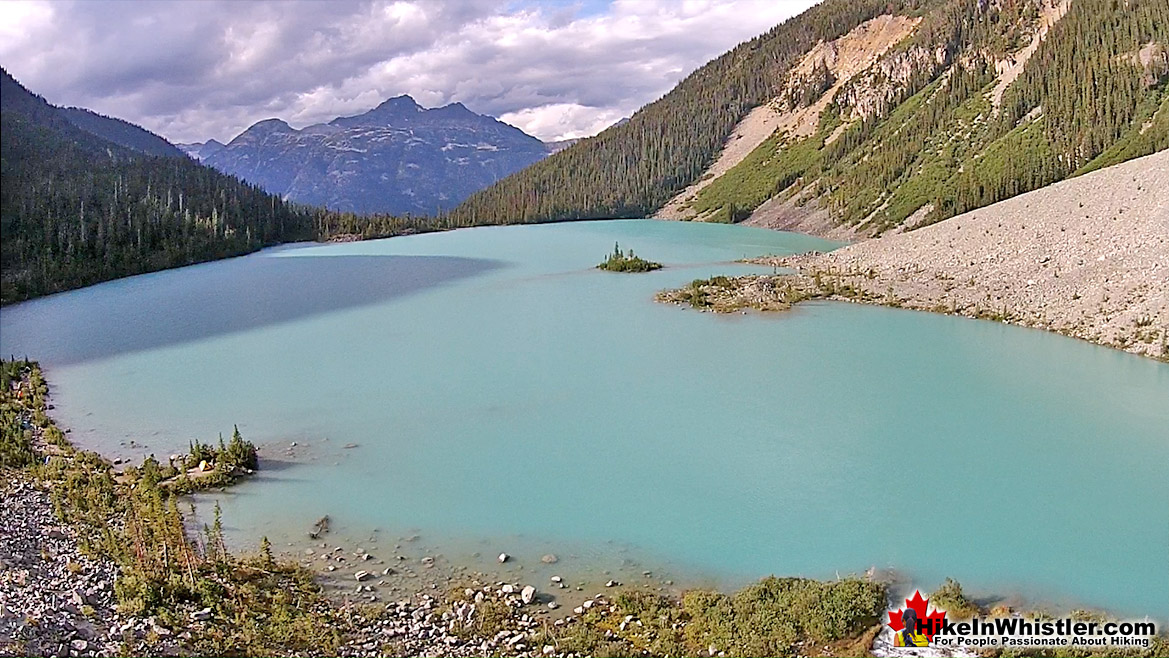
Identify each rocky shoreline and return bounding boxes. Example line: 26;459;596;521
6;320;1166;658
0;474;632;658
1;475;155;657
4;361;901;657
0;467;898;658
661;150;1169;361
285;531;671;620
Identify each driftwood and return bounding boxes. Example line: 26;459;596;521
309;515;330;539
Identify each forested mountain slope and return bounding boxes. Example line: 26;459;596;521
58;107;186;158
0;68;319;303
451;0;1169;235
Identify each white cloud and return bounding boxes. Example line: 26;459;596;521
500;103;625;142
0;0;818;143
0;1;54;46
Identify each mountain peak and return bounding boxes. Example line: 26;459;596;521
250;118;294;133
433;101;475;117
373;94;422;113
199;93;549;215
330;95;422;128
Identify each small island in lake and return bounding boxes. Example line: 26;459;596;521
597;242;662;272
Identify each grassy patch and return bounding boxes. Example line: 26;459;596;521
689;128;826;219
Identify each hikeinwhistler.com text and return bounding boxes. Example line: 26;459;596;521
924;616;1157;649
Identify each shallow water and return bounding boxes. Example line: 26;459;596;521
2;220;1166;618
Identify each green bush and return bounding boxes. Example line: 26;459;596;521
682;577;886;657
931;577;981;619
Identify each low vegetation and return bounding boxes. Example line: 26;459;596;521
447;577;888;658
597;242;662;273
929;577;981;620
1;359;344;655
658;270;876;312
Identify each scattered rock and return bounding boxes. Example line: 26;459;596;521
521;585;536;604
497;552;510;563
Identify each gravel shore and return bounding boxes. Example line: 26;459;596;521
752;149;1169;359
0;476;183;657
0;475;625;658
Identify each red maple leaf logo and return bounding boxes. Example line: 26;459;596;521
887;591;947;640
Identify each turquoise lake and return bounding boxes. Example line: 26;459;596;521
1;220;1166;618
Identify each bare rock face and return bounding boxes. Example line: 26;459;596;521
199;96;553;216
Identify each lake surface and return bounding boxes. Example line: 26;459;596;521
2;220;1166;619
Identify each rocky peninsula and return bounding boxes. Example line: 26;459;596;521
661;150;1169;361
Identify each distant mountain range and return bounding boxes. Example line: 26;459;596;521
176;139;226;161
182;96;554;215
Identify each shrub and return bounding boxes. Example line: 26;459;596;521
682;577;886;657
931;578;981;619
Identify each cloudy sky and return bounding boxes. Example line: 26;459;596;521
0;0;817;144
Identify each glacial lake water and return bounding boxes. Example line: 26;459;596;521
1;220;1166;619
